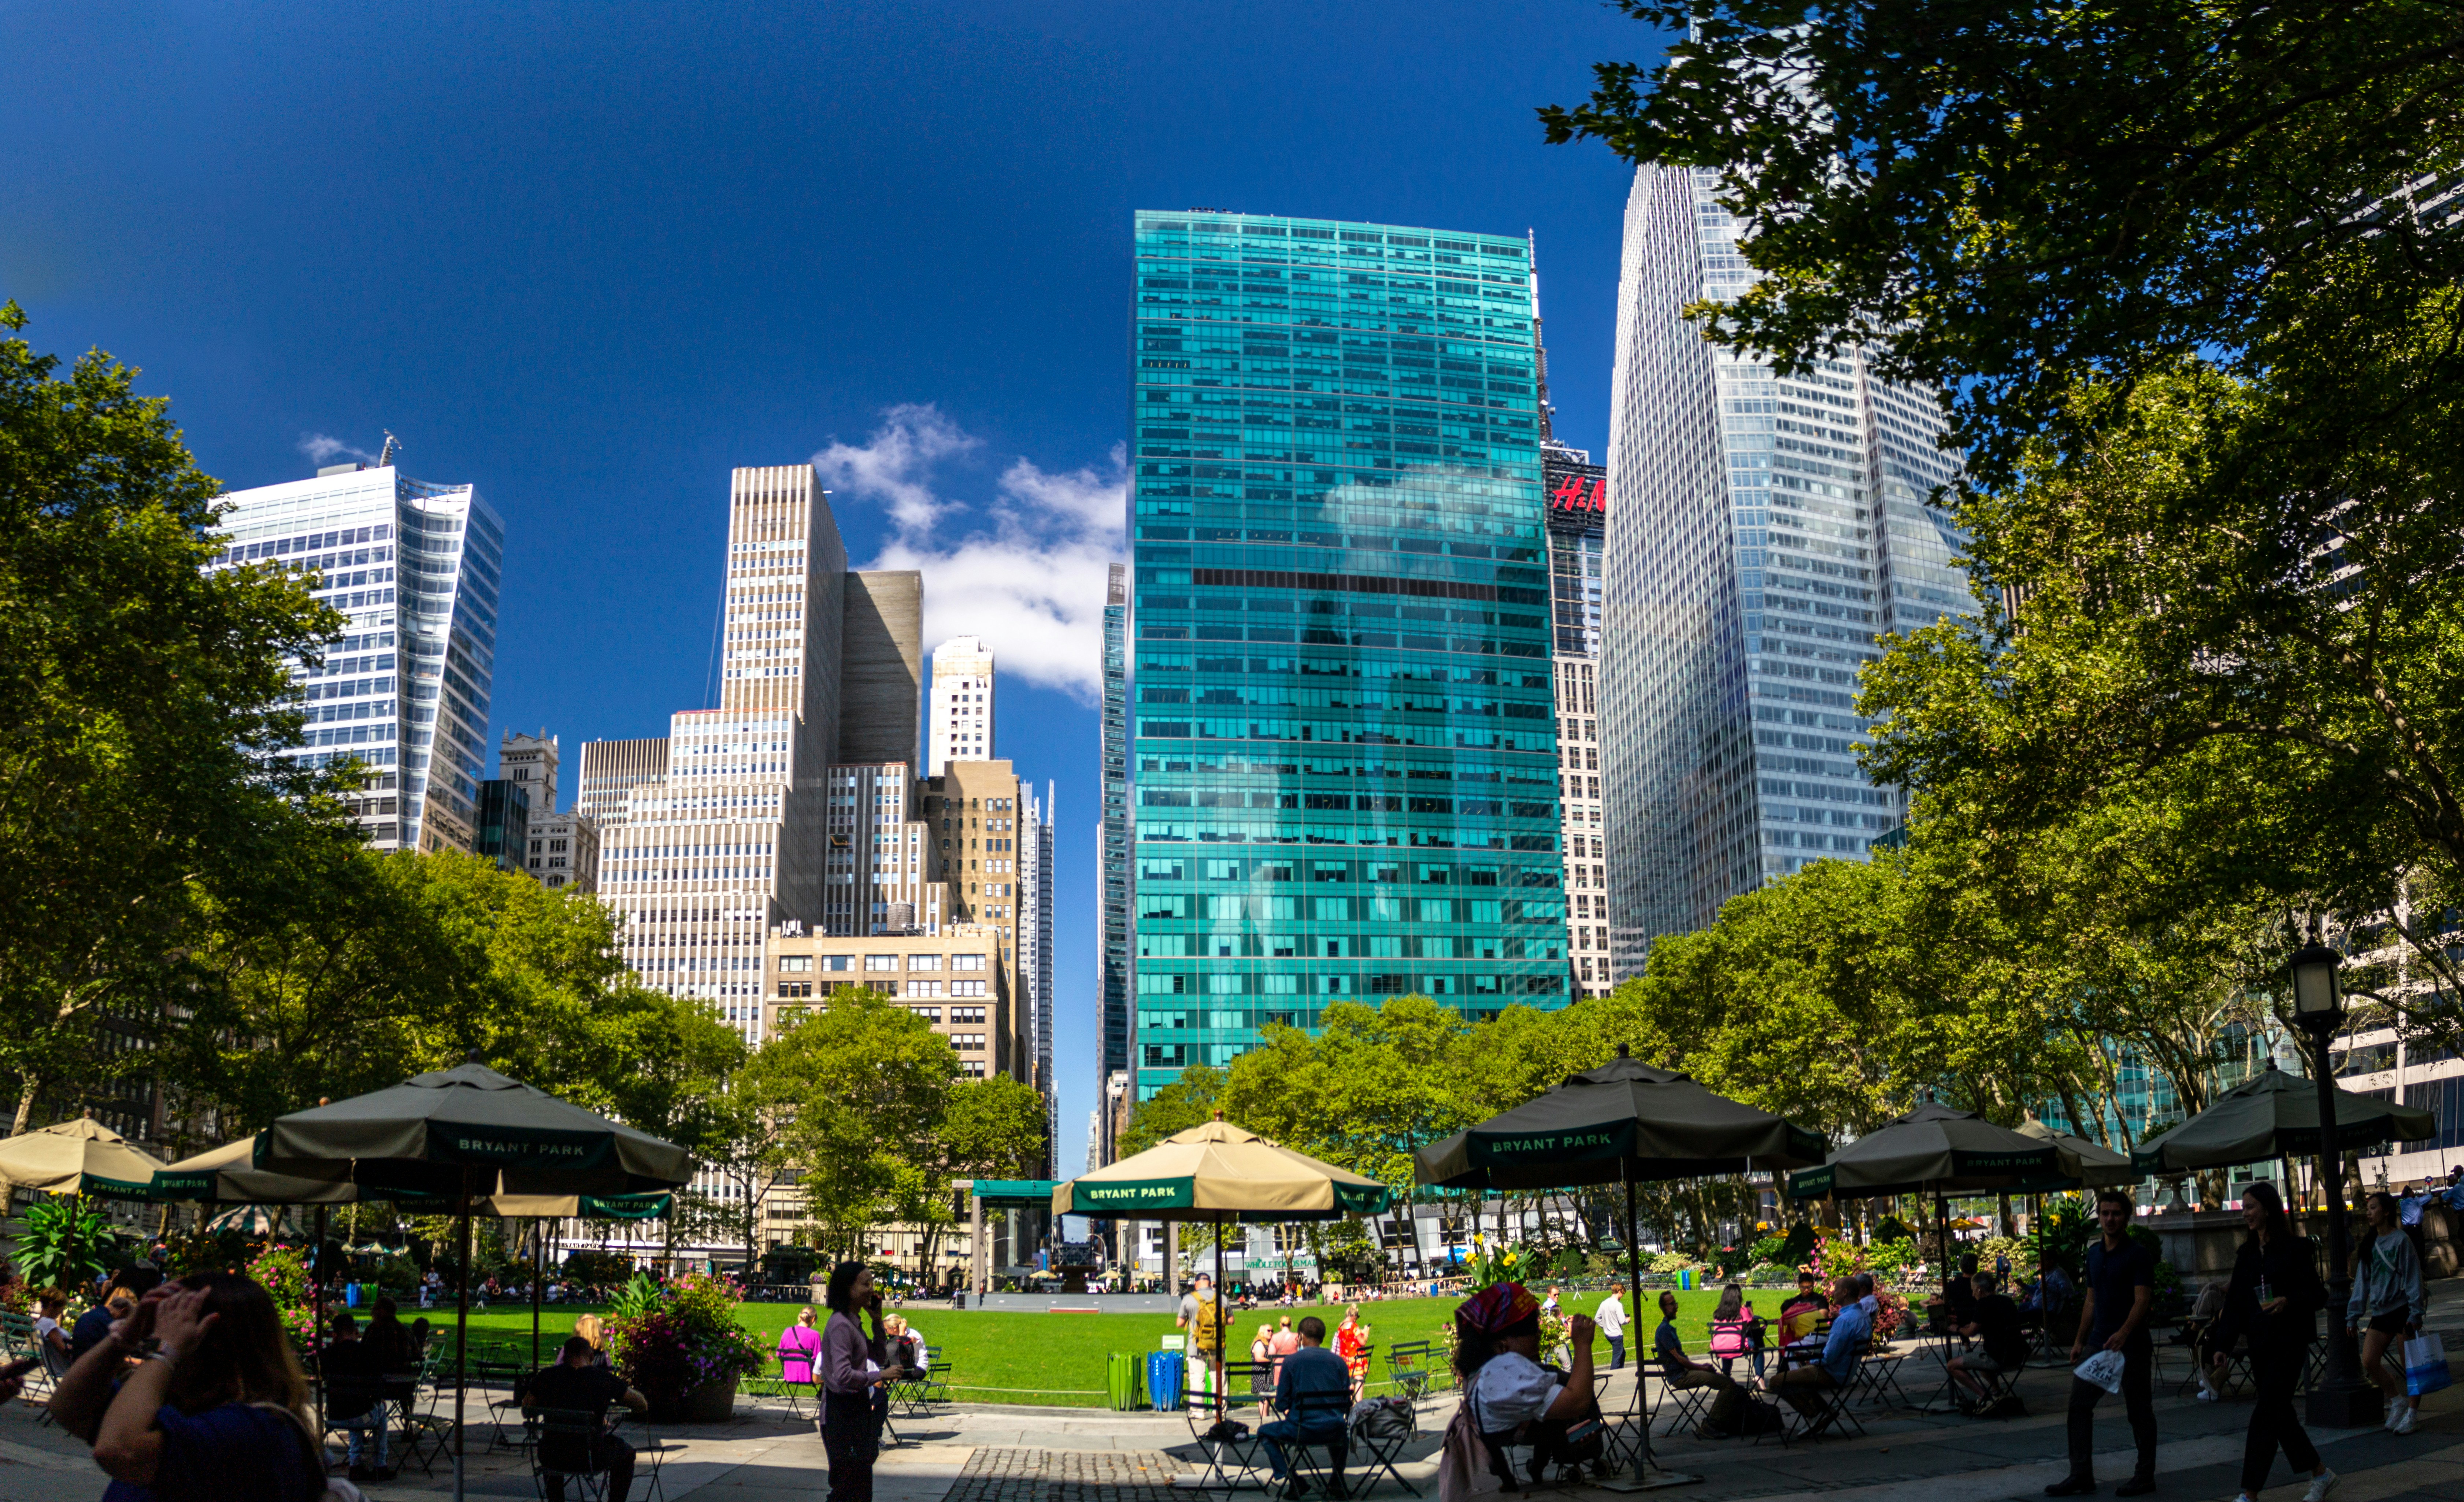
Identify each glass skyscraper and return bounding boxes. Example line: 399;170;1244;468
1098;562;1133;1098
1601;165;1971;970
1126;210;1566;1101
208;461;504;853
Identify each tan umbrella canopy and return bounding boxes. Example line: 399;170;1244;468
2131;1059;2435;1172
1052;1114;1390;1221
0;1116;167;1197
2017;1117;2140;1189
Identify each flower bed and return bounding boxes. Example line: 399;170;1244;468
604;1273;767;1420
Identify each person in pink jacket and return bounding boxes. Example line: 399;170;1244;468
778;1306;825;1386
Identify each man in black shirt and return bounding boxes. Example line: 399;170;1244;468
1945;1272;2027;1409
1942;1253;1980;1328
321;1312;395;1481
2048;1190;2156;1497
530;1335;650;1502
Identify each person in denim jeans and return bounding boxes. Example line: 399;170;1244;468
320;1312;393;1481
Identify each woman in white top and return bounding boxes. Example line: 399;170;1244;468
1451;1282;1598;1484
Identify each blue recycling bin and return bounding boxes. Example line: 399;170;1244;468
1146;1350;1185;1412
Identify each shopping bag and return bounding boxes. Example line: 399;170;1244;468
2402;1332;2451;1397
2072;1349;2126;1394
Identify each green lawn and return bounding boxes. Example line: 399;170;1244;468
430;1288;1751;1408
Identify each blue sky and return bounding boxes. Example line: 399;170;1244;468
7;0;1663;1172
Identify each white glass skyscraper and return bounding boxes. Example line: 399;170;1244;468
208;461;504;852
1601;165;1970;971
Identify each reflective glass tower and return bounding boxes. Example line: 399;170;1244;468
1126;210;1566;1101
208;462;504;853
1601;166;1970;971
1098;563;1132;1093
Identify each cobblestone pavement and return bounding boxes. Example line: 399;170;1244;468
947;1446;1180;1502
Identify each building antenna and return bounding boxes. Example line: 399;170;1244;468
377;430;401;468
1528;230;1556;443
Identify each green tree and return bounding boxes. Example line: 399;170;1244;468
0;302;349;1132
744;989;956;1262
1117;1064;1224;1157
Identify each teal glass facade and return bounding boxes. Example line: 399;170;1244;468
1127;210;1566;1099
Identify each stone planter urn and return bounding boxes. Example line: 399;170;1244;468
648;1376;738;1424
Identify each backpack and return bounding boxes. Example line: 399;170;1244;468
1436;1400;1507;1502
1192;1295;1224;1352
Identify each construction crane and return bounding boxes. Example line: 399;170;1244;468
376;430;401;468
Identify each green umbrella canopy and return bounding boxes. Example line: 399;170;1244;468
1052;1116;1392;1221
2016;1117;2140;1191
2130;1059;2435;1174
1790;1100;2062;1200
151;1134;359;1206
1415;1046;1828;1191
255;1060;693;1199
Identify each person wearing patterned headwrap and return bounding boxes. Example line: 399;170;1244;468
1451;1282;1601;1484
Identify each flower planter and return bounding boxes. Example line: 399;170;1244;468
648;1377;738;1424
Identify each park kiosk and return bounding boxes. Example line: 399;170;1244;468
1415;1044;1827;1490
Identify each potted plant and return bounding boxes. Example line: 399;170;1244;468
605;1273;766;1422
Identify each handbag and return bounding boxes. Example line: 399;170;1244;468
1437;1399;1507;1502
2402;1332;2452;1398
2071;1349;2125;1394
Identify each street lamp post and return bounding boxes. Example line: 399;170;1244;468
2288;940;2380;1428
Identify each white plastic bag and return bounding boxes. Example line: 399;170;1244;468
2072;1348;2126;1394
2403;1332;2451;1398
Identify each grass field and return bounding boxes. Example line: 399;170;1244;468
431;1288;1749;1408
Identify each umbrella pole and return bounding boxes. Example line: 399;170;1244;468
531;1220;543;1369
1623;1161;1649;1482
1214;1213;1227;1397
453;1168;474;1502
313;1202;328;1442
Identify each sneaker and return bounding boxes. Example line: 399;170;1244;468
2391;1405;2416;1436
2384;1396;2401;1431
2301;1471;2338;1502
2195;1387;2219;1401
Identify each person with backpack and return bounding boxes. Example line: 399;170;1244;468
1178;1272;1227;1398
49;1272;327;1502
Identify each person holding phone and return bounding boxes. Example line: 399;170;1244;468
820;1261;909;1502
2212;1181;2335;1502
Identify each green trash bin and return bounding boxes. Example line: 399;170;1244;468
1107;1351;1145;1411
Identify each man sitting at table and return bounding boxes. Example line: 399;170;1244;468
1259;1316;1351;1497
1764;1278;1868;1424
1941;1254;1980;1329
531;1335;650;1502
1944;1273;2027;1410
1654;1291;1746;1437
322;1312;395;1482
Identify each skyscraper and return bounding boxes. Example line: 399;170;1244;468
1125;210;1566;1101
1542;442;1609;998
1097;563;1133;1125
207;460;504;852
501;730;599;892
1019;779;1057;1171
595;465;847;1041
1601;165;1970;969
927;636;995;773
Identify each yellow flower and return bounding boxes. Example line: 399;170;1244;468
1473;1233;1484;1246
1503;1253;1518;1266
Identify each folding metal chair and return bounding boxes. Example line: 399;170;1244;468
1268;1388;1353;1499
472;1360;537;1450
1851;1343;1912;1409
919;1357;955;1407
1182;1359;1271;1491
1346;1397;1421;1497
532;1406;624;1502
1653;1367;1719;1436
1760;1369;1864;1446
1384;1340;1436;1403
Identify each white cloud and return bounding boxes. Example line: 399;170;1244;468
816;406;1124;702
297;432;377;465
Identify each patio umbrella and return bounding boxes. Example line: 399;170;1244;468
1789;1100;2061;1347
2129;1058;2435;1173
151;1133;358;1206
0;1115;167;1198
2015;1117;2138;1190
1414;1046;1826;1491
1051;1114;1390;1427
255;1058;693;1502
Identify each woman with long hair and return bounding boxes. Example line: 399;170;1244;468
2350;1190;2428;1435
820;1260;904;1502
49;1272;326;1499
360;1294;412;1368
2211;1181;2336;1502
1708;1282;1763;1379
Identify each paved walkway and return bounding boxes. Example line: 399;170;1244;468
4;1283;2459;1502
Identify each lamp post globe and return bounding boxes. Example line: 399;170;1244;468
2288;940;2377;1427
